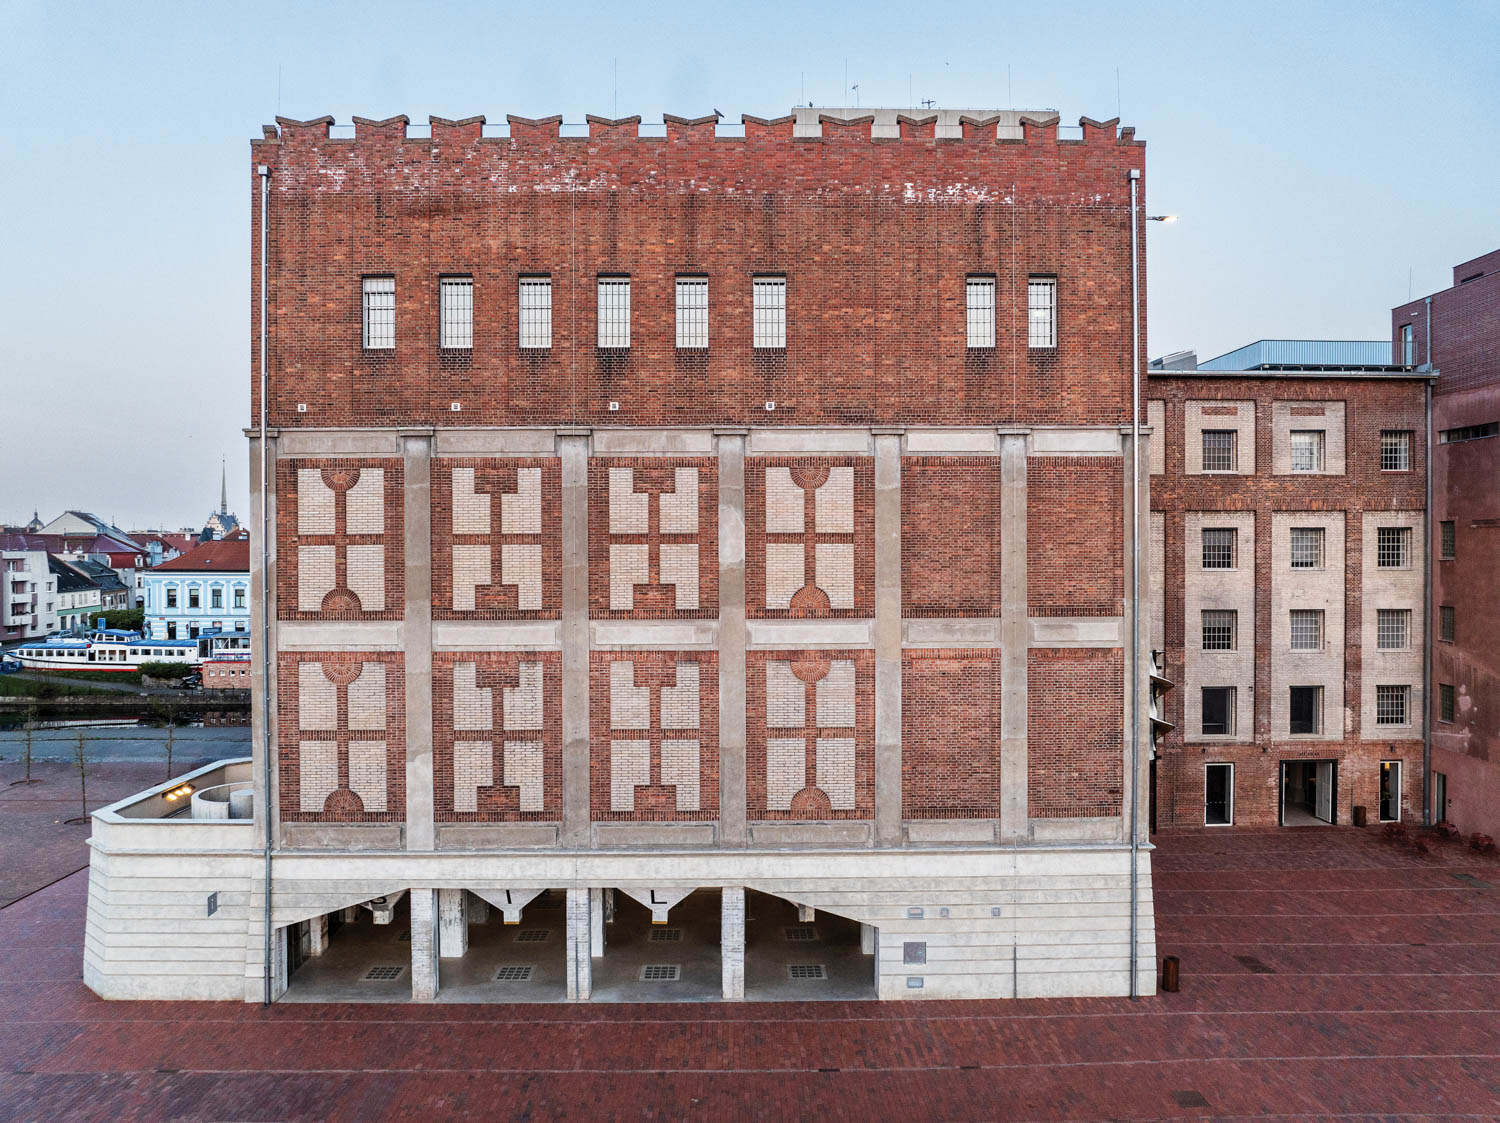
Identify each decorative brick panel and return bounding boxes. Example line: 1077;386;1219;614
589;651;719;821
277;459;404;620
277;651;406;822
1026;457;1124;616
433;651;562;821
1027;647;1123;818
902;649;1002;818
901;457;1002;617
747;650;874;820
431;458;561;619
746;458;874;619
588;458;718;618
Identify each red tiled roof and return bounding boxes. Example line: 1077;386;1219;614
150;539;250;573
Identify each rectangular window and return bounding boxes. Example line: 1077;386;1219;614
1380;430;1412;471
1439;683;1456;724
1289;685;1322;735
1399;324;1414;366
675;277;708;350
1375;684;1409;725
1027;277;1057;348
1376;526;1411;568
165;588;176;609
1289;429;1325;473
188;589;200;609
1439;422;1499;443
439;276;473;349
1201;609;1236;651
518;277;553;349
1205;762;1234;826
597;277;630;348
1201;527;1237;570
1376;608;1411;650
210;589;223;610
1440;604;1455;642
1289;609;1323;651
965;276;996;349
752;276;786;349
362;276;395;350
1201;687;1235;736
1440;520;1455;560
1289;527;1324;569
1201;430;1237;472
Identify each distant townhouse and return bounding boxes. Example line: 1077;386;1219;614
0;534;58;640
69;558;131;611
49;556;104;634
141;539;250;640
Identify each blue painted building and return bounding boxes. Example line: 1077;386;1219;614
141;538;250;641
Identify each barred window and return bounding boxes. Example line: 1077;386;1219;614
1202;430;1237;472
1380;430;1411;471
753;276;786;349
966;276;996;349
1440;604;1455;643
1289;429;1325;472
362;276;395;350
1375;684;1409;725
1201;527;1236;569
597;277;631;348
1289;609;1323;651
1376;526;1410;568
675;277;708;349
439;276;473;349
518;277;552;349
1289;685;1322;734
1376;608;1411;650
1201;686;1234;736
1290;527;1324;569
1440;520;1455;560
1201;609;1236;651
1440;683;1456;723
1027;277;1057;348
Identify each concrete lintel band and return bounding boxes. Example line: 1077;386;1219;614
998;433;1029;839
559;433;592;846
873;433;903;847
403;434;435;850
717;431;748;847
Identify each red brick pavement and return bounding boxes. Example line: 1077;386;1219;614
1;828;1498;1121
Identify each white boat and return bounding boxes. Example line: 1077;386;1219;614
12;629;208;672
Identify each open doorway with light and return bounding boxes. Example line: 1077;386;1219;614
1280;760;1337;825
1378;761;1402;823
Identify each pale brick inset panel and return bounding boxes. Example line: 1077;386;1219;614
610;740;651;811
1360;510;1425;739
453;741;492;812
659;544;700;610
451;545;490;612
815;659;857;726
451;467;491;534
1182;511;1256;744
347;741;388;811
659;740;701;810
608;467;650;533
766;660;806;727
432;458;559;620
346;663;387;731
501;468;542;535
344;469;385;534
609;660;651;729
814;467;855;532
297;469;335;534
765;739;805;811
609;543;650;611
765;543;805;609
453;662;491;731
1148;399;1166;476
660;662;700;729
345;544;386;612
297;546;336;612
1184;400;1256;475
504;663;544;731
297;662;337;730
765;467;804;533
1271;512;1346;741
815;738;856;810
814;543;855;610
1149;511;1165;653
1272;400;1346;476
500;543;543;611
502;742;545;811
657;468;699;533
298;741;337;812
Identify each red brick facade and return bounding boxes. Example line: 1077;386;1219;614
902;649;1003;818
1028;647;1124;818
1027;457;1124;616
901;458;1003;617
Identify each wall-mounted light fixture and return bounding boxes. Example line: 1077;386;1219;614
164;783;195;802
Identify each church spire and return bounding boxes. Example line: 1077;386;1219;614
220;459;228;515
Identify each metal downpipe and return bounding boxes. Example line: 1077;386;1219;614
1127;169;1142;999
257;163;274;1006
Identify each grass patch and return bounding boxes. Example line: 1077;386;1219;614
0;677;114;698
47;670;144;685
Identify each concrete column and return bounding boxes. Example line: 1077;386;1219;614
1123;429;1151;845
873;431;903;846
860;922;876;955
565;887;592;1001
308;913;329;957
721;885;745;1000
246;429;279;844
998;431;1029;840
589;887;605;957
409;888;439;1001
272;925;289;999
402;431;435;850
341;905;359;924
438;888;468;959
559;431;591;847
716;430;748;845
468;895;490;926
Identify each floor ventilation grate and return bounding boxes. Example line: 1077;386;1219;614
787;964;828;980
494;965;534;982
362;965;405;981
639;964;681;981
784;926;819;942
649;928;683;942
514;929;551;943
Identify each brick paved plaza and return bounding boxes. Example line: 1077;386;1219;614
2;825;1497;1121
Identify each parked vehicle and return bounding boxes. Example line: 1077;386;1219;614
0;659;22;674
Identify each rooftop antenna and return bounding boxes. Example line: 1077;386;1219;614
613;58;617;118
1007;64;1012;107
852;83;860;108
921;98;936;110
1116;66;1122;119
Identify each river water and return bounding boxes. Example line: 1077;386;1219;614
0;713;251;763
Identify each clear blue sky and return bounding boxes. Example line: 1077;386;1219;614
2;0;1496;529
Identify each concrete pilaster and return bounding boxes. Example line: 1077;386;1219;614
1122;430;1150;845
873;432;903;846
409;888;439;1000
402;431;435;850
860;922;876;955
246;430;279;846
589;887;605;957
308;913;328;957
438;888;468;958
721;885;745;999
716;430;748;845
998;432;1029;840
559;432;591;847
565;887;592;1001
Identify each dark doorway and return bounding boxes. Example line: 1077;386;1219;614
1281;760;1337;826
1205;763;1233;825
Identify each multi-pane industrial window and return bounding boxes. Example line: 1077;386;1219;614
1439;422;1499;444
518;277;552;349
965;276;996;349
1439;683;1456;723
1380;430;1411;471
597;277;631;348
1201;527;1236;569
1440;604;1455;643
1289;609;1323;651
1289;686;1322;735
1027;277;1057;348
1289;429;1325;472
675;277;708;349
439;276;473;349
1289;527;1324;569
1376;526;1410;568
1375;684;1409;725
1440;520;1455;559
1376;608;1411;650
752;276;786;349
1201;687;1234;736
1201;610;1236;651
362;276;395;349
1201;430;1236;472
